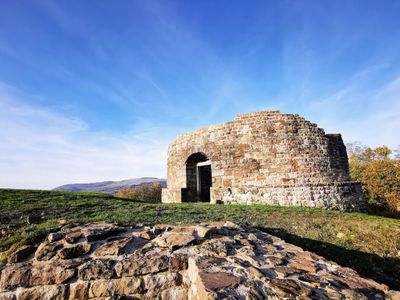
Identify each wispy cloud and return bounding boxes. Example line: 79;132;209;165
0;83;172;189
304;66;400;149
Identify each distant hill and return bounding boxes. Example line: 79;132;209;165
53;177;166;194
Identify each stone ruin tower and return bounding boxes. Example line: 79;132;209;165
162;111;366;211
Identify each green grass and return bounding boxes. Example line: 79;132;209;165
1;188;400;290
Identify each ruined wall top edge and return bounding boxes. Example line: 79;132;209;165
171;110;332;145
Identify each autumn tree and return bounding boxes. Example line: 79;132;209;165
347;144;400;212
116;182;162;203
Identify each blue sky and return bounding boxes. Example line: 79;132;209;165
1;0;400;189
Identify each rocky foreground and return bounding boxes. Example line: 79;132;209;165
0;221;398;300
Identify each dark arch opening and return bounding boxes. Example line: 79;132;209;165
183;152;212;202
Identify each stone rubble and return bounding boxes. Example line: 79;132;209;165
0;221;398;300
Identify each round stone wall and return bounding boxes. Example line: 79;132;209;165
162;111;366;211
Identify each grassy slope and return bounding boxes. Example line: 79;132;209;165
0;188;399;289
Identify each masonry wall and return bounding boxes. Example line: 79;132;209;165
162;111;366;211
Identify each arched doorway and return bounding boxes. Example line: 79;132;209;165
183;152;212;202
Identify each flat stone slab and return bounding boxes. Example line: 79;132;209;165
0;221;398;299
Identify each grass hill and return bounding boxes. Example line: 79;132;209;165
0;188;399;290
53;177;166;194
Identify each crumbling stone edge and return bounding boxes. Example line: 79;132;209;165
0;221;398;299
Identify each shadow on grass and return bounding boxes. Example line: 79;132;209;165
367;209;400;220
257;227;400;291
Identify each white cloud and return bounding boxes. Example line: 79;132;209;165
0;83;171;189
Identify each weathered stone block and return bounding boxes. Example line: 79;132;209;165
30;261;78;286
110;277;143;295
93;237;133;256
34;241;63;261
8;246;36;264
0;263;31;291
16;284;66;300
58;242;91;259
69;281;89;300
78;259;115;281
169;254;189;271
114;248;169;277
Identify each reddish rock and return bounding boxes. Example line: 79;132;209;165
93;237;132;256
68;282;89;300
295;250;314;261
169;254;189;271
34;242;63;261
0;263;31;291
327;267;389;293
30;261;78;286
198;272;241;291
8;245;36;264
289;259;317;273
263;243;277;255
58;242;91;259
195;256;227;269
